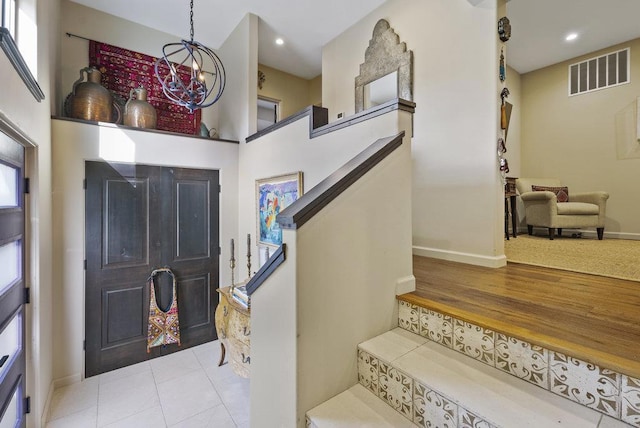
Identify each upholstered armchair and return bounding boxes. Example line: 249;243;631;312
515;178;609;240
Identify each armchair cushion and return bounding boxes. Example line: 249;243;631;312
556;203;599;215
531;185;569;202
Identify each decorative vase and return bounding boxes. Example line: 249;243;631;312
67;67;113;122
124;86;157;129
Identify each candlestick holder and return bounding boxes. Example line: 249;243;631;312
247;233;252;279
230;241;236;289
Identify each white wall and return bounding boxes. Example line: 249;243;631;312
237;108;409;266
296;128;413;423
51;119;239;381
250;112;413;427
520;38;640;237
59;0;220;132
0;0;59;425
322;0;505;266
218;13;258;141
250;230;297;427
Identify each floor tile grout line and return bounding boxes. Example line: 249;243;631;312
204;361;243;427
150;356;170;428
46;379;100;424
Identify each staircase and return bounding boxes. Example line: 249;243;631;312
306;299;637;427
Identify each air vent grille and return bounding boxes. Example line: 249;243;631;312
568;48;629;96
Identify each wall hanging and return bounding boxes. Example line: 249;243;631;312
88;39;202;134
354;19;413;113
256;172;303;247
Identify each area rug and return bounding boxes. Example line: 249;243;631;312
89;40;201;135
505;234;640;282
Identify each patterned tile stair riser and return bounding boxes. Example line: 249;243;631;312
395;300;640;427
358;347;497;428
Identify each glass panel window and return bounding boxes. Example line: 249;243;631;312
608;53;618;86
0;161;18;207
0;310;22;380
569;48;630;96
569;64;578;94
0;241;20;294
0;385;20;428
1;0;17;39
597;56;607;88
588;59;597;90
618;49;628;83
579;62;587;93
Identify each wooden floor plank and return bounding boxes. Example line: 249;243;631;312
401;256;640;378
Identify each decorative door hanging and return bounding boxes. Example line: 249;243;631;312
147;267;181;352
497;16;512;180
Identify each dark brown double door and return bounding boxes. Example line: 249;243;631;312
85;162;219;377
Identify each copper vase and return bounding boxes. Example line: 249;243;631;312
124;87;157;129
68;67;113;122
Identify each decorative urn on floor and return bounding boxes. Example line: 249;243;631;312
124;86;157;129
67;66;113;122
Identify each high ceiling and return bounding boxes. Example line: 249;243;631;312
68;0;386;79
507;0;640;74
68;0;640;79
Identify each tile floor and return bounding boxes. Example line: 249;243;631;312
45;340;249;428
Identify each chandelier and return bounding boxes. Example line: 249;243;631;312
154;0;226;112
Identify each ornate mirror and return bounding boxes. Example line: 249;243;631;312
355;19;413;112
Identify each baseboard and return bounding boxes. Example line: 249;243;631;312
395;275;416;295
41;381;55;428
517;228;640;241
52;373;82;390
41;374;81;426
585;230;640;240
413;246;507;268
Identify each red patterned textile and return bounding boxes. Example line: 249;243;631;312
89;40;201;135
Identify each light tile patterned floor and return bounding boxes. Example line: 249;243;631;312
46;341;249;428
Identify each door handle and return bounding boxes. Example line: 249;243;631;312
0;355;8;368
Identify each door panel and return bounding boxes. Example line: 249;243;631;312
104;178;149;267
0;134;25;428
86;162;160;377
85;162;219;376
102;283;146;346
176;180;210;260
166;167;219;349
177;274;211;330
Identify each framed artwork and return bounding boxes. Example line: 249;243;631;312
256;172;303;247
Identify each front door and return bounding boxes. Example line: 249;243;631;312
0;133;27;428
85;161;219;377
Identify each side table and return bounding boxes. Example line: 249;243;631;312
215;285;250;378
505;177;517;239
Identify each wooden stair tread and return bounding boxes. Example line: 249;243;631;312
405;256;640;379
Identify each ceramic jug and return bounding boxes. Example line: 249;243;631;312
124;86;157;129
68;67;113;122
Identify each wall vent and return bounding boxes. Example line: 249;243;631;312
568;47;630;96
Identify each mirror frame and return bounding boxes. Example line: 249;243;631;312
355;19;412;113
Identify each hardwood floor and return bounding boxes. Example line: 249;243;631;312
400;256;640;378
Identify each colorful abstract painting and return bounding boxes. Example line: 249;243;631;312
256;172;303;247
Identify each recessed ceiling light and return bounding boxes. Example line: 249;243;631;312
565;33;578;41
275;38;284;45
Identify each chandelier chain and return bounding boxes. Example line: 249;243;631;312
189;0;194;42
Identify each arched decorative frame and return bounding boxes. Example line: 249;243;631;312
355;19;413;113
